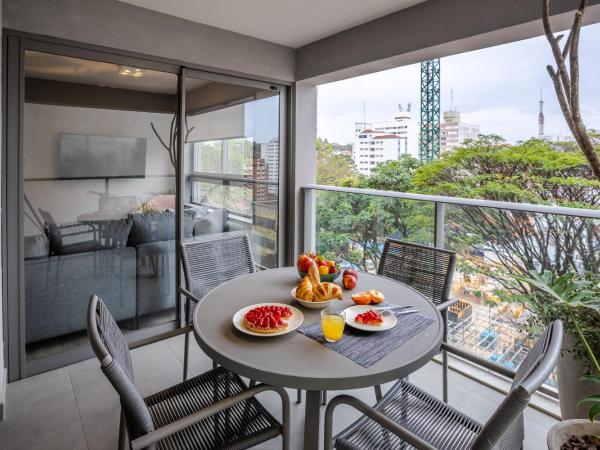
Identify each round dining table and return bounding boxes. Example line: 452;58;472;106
193;267;443;450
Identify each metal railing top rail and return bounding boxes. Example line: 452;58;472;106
303;184;600;219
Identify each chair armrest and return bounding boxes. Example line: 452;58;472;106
178;286;202;304
440;343;517;379
130;383;290;450
324;395;437;450
437;298;458;312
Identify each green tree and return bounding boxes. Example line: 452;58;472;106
316;155;433;270
412;135;600;294
316;138;357;186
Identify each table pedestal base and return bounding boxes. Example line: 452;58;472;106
303;390;322;450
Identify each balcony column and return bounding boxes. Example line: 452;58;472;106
289;81;317;261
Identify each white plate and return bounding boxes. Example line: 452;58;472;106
344;305;398;332
232;303;304;337
290;288;338;309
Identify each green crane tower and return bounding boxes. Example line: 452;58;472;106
419;59;441;161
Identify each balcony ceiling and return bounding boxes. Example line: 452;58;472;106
117;0;426;48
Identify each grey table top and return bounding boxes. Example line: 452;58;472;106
193;267;443;391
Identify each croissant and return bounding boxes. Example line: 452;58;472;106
313;282;343;302
296;276;314;301
308;260;321;286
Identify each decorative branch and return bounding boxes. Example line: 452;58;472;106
543;0;600;180
150;114;195;170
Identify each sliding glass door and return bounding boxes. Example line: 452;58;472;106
4;37;286;380
182;71;282;269
22;50;180;365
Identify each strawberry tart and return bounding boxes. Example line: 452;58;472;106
243;305;293;334
355;310;384;326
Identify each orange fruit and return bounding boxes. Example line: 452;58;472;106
351;292;372;305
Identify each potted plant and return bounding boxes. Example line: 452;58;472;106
515;270;600;449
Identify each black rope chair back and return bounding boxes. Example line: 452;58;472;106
377;239;456;306
87;295;155;443
180;232;256;324
470;320;563;449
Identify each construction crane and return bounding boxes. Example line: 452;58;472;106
419;59;441;161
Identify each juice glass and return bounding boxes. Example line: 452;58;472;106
321;307;345;343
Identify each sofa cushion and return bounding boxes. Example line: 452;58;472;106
194;209;229;236
45;219;133;256
128;210;195;246
24;234;50;259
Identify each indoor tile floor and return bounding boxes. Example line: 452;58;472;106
0;334;557;450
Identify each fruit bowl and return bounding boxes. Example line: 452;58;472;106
297;269;341;283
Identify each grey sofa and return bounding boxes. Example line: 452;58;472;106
24;208;229;344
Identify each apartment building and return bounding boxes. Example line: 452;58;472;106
353;107;418;175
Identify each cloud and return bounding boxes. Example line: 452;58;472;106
317;23;600;145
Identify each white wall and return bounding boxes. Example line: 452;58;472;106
23;104;176;236
23;102;247;237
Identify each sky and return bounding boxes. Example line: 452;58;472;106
317;23;600;145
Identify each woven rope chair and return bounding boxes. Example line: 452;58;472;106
179;232;256;380
324;320;563;450
180;231;305;403
87;294;290;450
377;239;456;402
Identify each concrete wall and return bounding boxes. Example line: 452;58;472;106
296;0;600;83
290;82;317;256
3;0;295;83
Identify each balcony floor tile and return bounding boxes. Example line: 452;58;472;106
0;337;558;450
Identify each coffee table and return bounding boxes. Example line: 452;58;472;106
193;267;443;450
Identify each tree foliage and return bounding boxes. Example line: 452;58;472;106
316;138;358;186
315;135;600;288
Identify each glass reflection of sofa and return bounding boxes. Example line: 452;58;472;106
23;207;229;344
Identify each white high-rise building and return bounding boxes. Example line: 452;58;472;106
440;110;480;153
353;106;419;175
260;137;279;183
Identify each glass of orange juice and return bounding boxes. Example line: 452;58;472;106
321;307;345;343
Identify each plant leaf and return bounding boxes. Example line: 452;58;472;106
581;375;600;384
578;394;600;405
588;402;600;422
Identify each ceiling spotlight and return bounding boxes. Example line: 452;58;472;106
118;66;144;77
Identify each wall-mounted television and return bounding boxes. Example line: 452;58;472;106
58;134;147;179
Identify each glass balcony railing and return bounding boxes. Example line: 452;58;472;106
303;184;600;394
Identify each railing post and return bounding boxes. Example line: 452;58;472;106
303;188;316;252
434;201;445;249
434;201;449;403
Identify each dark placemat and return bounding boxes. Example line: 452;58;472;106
297;304;435;368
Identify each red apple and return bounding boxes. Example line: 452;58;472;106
297;254;312;273
343;274;357;290
343;268;359;280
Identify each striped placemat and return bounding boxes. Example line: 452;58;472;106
297;304;435;368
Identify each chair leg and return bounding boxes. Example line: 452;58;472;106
374;384;383;401
442;308;449;403
249;379;256;387
296;389;302;404
321;390;327;406
213;360;218;370
118;409;128;450
183;330;190;381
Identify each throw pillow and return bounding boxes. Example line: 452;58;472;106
24;234;50;259
194;209;229;236
128;210;196;245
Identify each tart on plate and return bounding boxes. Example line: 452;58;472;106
355;309;384;326
243;305;293;334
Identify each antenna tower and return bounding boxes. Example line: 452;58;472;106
419;59;441;161
538;87;545;138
